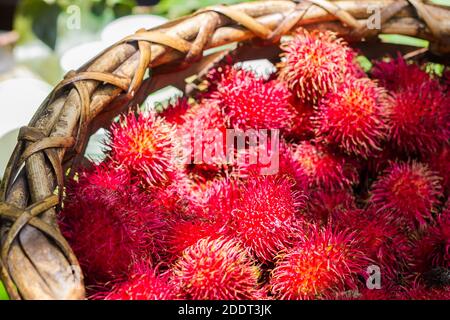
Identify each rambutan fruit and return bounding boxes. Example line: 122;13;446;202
385;78;449;156
428;144;450;195
398;285;450;300
315;77;390;158
371;55;430;91
285;100;316;141
108;111;177;187
370;162;443;229
289;142;359;192
414;208;450;274
270;226;367;300
160;97;190;126
278;29;361;103
59;165;166;285
211;68;295;130
305;189;356;225
98;264;176;300
336;208;413;282
172;237;262;300
231;175;304;262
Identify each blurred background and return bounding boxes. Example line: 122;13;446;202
0;0;246;181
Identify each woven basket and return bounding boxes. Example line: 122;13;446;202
0;0;449;300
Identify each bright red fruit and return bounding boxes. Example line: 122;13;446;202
172;237;262;300
370;162;443;229
315;77;390;158
270;226;367;300
231;175;304;262
109;111;177;187
278;29;362;103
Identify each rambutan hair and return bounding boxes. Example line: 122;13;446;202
371;55;430;91
231;175;304;262
305;189;356;226
315;77;390;158
385;77;449;156
211;68;295;130
59;165;166;285
172;237;262;300
278;29;362;103
108;111;177;187
370;162;443;229
289;142;359;192
160;97;190;126
97;264;177;300
428;144;450;196
336;208;413;282
414;207;450;273
270;225;367;300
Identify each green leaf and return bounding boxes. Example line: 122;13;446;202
154;0;248;18
356;55;373;73
0;281;9;300
379;34;429;48
430;0;450;6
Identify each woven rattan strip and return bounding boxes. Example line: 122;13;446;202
0;0;449;300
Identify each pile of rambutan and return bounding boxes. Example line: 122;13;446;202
59;28;449;300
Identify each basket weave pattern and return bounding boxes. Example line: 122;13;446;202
0;0;449;300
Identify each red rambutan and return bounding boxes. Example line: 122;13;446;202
305;189;356;225
371;55;430;91
386;78;449;156
231;175;304;262
289;142;359;192
414;207;450;273
285;100;316;141
59;165;166;284
99;264;176;300
270;226;367;300
160;97;190;126
370;162;443;229
336;208;413;281
172;237;262;300
315;77;390;158
278;29;361;103
398;285;450;300
428;144;450;195
211;68;295;130
108;111;177;187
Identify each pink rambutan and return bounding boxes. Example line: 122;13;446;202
231;175;304;262
371;55;430;91
336;208;413;281
305;189;356;225
160;97;190;126
370;162;443;229
278;29;362;103
99;264;176;300
211;68;295;130
315;77;390;158
172;237;262;300
270;226;367;300
289;142;359;192
285;100;316;141
414;207;450;273
428;144;450;195
59;165;166;285
108;111;177;187
385;78;449;156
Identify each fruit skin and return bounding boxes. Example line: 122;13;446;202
371;55;430;91
278;29;362;104
97;264;177;300
172;237;262;300
270;225;367;300
290;142;359;192
397;285;450;300
427;144;450;196
336;208;413;282
211;68;295;130
231;175;304;262
370;162;443;229
160;97;190;126
108;111;177;187
315;77;390;158
386;78;449;157
414;206;450;274
59;164;166;285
